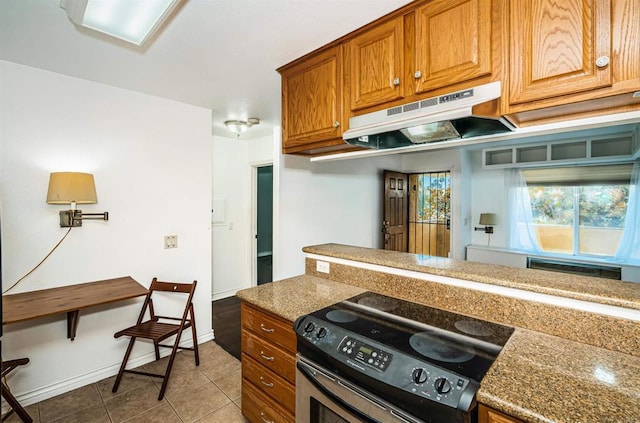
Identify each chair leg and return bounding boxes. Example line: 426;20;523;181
190;313;199;366
112;337;136;393
153;341;160;361
157;332;186;400
1;380;33;423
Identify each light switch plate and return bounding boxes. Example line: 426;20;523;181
164;235;177;249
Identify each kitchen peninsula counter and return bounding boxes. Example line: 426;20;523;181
303;243;640;311
237;274;640;423
237;274;366;322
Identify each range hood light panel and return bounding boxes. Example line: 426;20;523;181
405;124;431;136
400;121;461;144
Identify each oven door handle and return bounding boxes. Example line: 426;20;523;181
297;358;423;423
336;380;386;410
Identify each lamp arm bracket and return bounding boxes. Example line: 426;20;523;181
79;212;109;221
59;210;109;227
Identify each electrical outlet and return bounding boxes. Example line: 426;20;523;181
316;260;330;274
164;235;177;249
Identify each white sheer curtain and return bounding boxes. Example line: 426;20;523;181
506;169;542;253
615;160;640;262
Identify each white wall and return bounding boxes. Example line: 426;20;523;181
468;149;509;249
276;150;402;279
0;61;213;404
211;133;273;299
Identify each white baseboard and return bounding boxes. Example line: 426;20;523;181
8;330;214;409
212;287;246;301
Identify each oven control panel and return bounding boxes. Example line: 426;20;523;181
295;315;478;412
337;336;392;371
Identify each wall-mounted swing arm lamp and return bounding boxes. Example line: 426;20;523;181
474;213;497;234
46;172;109;227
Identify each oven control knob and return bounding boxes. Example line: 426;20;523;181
316;327;327;338
412;368;428;384
304;322;316;333
435;378;451;394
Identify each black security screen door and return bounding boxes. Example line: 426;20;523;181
409;171;451;257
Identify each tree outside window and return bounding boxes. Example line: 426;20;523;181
528;184;629;256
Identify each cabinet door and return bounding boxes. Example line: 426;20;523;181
414;0;493;94
509;0;612;105
347;17;404;110
281;46;343;149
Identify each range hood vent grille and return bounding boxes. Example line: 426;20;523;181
384;90;472;119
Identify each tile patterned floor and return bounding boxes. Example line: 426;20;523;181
6;341;248;423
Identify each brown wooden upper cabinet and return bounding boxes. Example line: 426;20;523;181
346;17;405;111
346;0;498;112
277;0;639;155
506;0;640;124
279;45;344;154
413;0;494;94
509;0;612;105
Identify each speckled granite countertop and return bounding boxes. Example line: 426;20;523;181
236;274;366;322
479;329;640;422
237;275;640;423
304;243;640;311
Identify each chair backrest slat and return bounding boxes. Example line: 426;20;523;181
150;279;196;294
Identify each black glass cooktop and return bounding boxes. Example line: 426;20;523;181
303;291;514;382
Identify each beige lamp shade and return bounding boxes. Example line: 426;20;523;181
479;213;497;225
46;172;97;204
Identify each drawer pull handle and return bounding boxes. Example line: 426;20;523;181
260;376;274;388
260;351;275;361
260;412;274;423
260;323;275;333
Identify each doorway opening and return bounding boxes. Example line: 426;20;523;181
383;170;451;258
256;165;273;285
409;171;451;257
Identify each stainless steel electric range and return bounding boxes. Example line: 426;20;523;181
294;291;514;423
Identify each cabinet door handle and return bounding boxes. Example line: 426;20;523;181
260;323;275;333
414;70;422;79
333;121;340;128
393;77;400;86
260;351;275;361
260;412;274;423
260;376;274;388
595;56;610;68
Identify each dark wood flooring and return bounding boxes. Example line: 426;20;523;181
212;295;241;360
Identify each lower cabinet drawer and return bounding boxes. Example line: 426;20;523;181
242;353;295;414
242;329;296;384
242;302;297;353
242;378;294;423
479;404;525;423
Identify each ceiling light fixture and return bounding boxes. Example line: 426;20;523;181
225;118;260;138
60;0;182;46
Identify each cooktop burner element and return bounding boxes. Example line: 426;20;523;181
409;330;476;363
455;319;495;337
356;294;398;312
325;309;358;323
295;291;514;423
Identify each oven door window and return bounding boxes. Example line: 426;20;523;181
310;397;378;423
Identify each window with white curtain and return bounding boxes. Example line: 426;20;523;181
507;162;640;261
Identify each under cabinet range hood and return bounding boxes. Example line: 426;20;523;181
343;81;516;149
